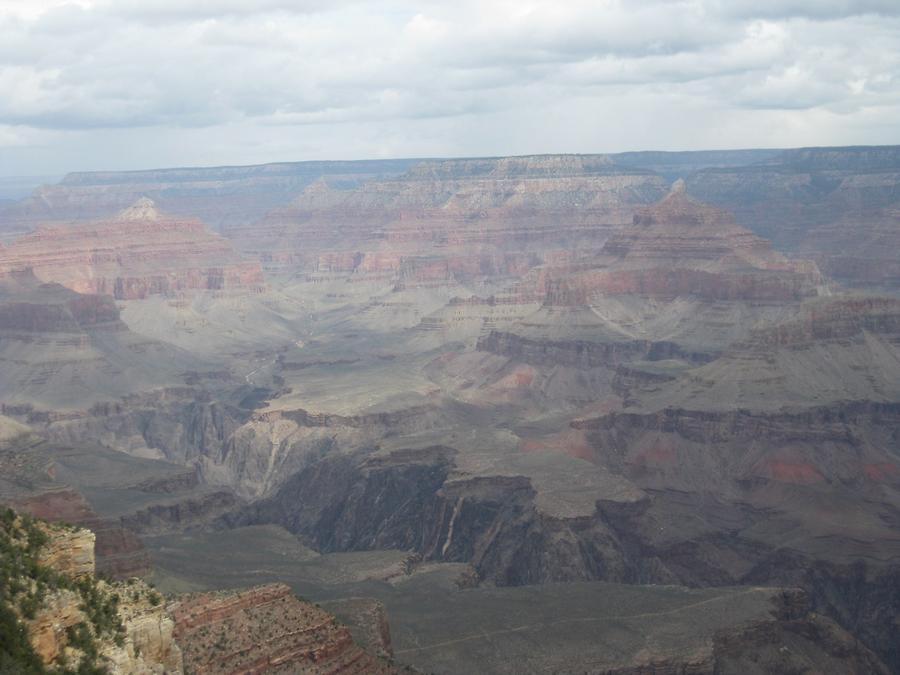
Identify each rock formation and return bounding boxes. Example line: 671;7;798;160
2;509;397;674
169;584;397;674
477;188;824;368
0;199;265;299
0;509;184;673
16;488;153;580
226;155;669;281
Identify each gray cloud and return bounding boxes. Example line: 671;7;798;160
0;0;898;175
708;0;900;19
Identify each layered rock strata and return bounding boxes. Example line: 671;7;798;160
0;199;264;299
478;188;823;365
16;488;152;579
227;155;669;281
169;584;397;674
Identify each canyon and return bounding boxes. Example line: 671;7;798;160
1;145;899;673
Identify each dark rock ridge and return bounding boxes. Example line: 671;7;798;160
119;490;241;536
227;447;649;587
477;330;711;368
0;268;120;330
30;388;246;466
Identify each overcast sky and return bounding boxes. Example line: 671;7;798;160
1;0;899;176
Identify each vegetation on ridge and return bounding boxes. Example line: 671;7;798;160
0;507;124;674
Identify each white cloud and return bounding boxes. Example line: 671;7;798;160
0;0;898;174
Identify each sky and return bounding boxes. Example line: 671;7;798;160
0;0;899;176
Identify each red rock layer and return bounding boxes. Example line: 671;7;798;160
169;583;395;674
0;199;265;299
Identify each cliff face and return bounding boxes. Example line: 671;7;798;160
0;509;184;674
17;489;152;579
231;447;647;587
34;521;95;581
0;199;264;300
169;583;396;674
100;591;183;675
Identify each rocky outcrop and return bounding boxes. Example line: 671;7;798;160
100;588;184;675
16;488;152;579
119;490;240;536
168;584;396;674
0;199;264;299
34;521;95;581
1;510;184;673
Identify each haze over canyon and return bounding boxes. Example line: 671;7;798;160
0;144;898;674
